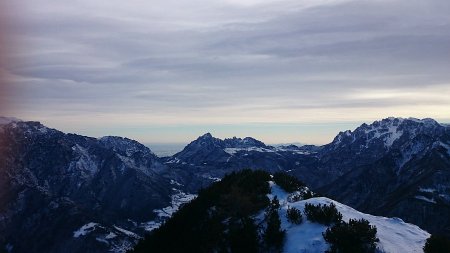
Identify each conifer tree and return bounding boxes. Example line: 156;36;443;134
264;197;286;252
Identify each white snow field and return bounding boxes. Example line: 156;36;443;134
267;182;430;253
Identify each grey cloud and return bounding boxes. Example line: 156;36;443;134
7;0;450;125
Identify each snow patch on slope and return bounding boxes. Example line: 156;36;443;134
415;195;436;204
384;123;403;147
154;189;196;218
71;144;98;175
439;141;450;156
363;119;403;148
113;225;140;239
165;157;181;164
419;187;436;193
267;182;430;253
73;222;99;238
142;188;197;232
224;147;275;155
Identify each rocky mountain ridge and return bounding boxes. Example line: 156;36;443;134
319;118;450;235
0;116;449;252
166;117;450;235
0;120;178;252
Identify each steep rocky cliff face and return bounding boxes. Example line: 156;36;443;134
0;120;174;252
318;118;450;235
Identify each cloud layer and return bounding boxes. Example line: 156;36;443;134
4;0;450;143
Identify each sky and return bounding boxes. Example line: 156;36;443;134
2;0;450;144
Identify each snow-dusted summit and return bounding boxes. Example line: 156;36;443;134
318;117;450;236
329;117;445;150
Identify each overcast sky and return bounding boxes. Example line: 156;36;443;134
3;0;450;144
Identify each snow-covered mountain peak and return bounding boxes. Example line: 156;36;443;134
99;136;156;157
190;133;223;147
372;117;441;129
199;132;213;139
361;117;440;130
173;133;274;164
4;120;56;136
330;117;446;150
363;118;404;148
171;133;225;161
179;133;269;154
223;136;267;148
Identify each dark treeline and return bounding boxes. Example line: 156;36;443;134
272;172;305;193
131;169;272;253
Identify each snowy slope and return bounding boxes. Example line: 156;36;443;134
267;182;430;253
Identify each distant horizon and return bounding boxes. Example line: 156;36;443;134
3;115;450;146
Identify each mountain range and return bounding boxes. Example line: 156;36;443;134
0;116;449;252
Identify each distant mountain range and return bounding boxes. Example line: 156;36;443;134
0;116;449;252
